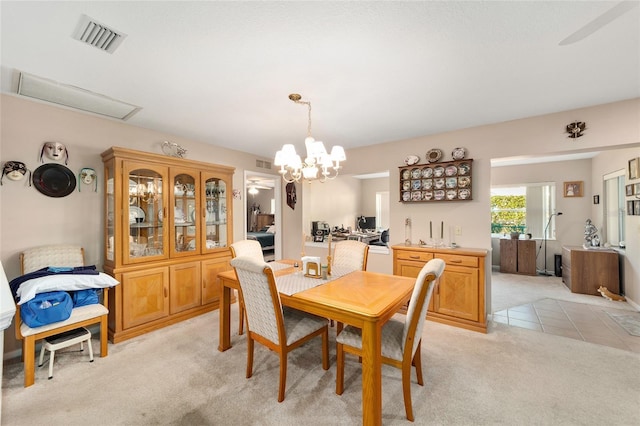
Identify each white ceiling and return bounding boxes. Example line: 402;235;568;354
1;1;639;160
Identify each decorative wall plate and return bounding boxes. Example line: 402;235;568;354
411;168;421;179
458;163;471;175
459;189;471;199
445;165;458;176
32;164;76;197
404;155;420;166
433;166;445;177
426;149;443;163
422;167;433;178
452;147;467;160
402;169;410;180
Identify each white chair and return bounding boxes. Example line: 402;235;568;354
230;240;265;335
15;245;110;387
335;258;445;422
331;240;369;275
230;256;329;402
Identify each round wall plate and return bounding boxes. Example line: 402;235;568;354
32;163;76;197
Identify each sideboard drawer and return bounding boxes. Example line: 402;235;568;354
435;253;478;268
395;250;434;263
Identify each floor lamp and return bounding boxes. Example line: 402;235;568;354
541;212;562;276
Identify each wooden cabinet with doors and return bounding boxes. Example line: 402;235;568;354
500;239;536;275
392;245;488;333
102;147;234;343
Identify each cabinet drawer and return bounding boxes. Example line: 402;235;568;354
395;250;434;262
435;253;478;268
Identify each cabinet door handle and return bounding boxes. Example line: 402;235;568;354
409;255;420;259
450;259;462;263
164;287;168;298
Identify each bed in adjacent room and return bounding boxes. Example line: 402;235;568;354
247;226;275;252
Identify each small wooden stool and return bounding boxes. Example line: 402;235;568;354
38;327;93;379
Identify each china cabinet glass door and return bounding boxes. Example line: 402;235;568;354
171;169;199;257
202;174;228;251
105;163;115;262
125;163;167;264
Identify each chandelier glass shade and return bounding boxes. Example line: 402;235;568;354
274;94;346;183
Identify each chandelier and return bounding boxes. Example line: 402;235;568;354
274;94;346;183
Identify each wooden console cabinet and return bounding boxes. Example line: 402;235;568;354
561;246;620;296
102;147;235;343
500;239;536;275
392;245;488;333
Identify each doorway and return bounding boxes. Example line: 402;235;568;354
243;170;282;261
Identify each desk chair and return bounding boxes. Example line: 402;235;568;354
230;240;264;335
336;258;445;421
230;256;329;402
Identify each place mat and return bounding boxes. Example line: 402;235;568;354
276;272;330;296
606;311;640;336
268;261;293;272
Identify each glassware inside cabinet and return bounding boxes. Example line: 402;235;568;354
174;173;197;253
105;165;115;262
204;178;227;249
128;168;164;258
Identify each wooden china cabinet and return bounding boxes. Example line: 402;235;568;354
101;147;234;343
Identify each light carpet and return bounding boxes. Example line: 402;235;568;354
2;301;640;425
606;312;640;336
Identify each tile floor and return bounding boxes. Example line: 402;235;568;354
494;298;640;353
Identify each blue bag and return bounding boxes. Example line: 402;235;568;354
71;289;99;307
21;291;73;328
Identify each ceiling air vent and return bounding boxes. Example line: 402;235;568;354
72;14;126;54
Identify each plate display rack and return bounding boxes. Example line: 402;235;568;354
399;159;473;203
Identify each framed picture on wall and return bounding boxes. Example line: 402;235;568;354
563;181;583;198
627;200;635;215
626;184;635;196
635;200;640;216
635;183;640;194
630;158;639;180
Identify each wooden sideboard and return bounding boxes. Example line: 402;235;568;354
392;245;488;333
499;239;536;275
561;246;620;296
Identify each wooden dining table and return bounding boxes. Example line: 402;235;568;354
217;260;416;426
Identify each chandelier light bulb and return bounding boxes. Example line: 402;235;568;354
275;93;346;183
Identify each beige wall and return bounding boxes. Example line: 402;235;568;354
2;94;639;357
0;94;277;355
279;97;640;308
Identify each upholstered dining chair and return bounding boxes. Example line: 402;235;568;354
331;240;369;274
230;239;264;335
335;258;445;422
330;240;369;329
230;256;330;402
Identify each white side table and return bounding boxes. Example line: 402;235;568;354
38;327;93;379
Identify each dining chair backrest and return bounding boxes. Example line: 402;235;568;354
332;240;369;272
403;258;445;357
230;240;264;261
230;256;281;343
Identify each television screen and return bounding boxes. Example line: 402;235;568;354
361;216;376;231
